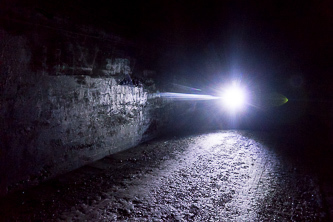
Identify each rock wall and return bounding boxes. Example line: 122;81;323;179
0;19;163;196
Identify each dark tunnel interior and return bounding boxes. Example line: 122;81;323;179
1;0;333;220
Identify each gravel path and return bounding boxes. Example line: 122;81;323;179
0;130;328;221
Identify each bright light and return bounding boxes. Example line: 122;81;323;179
221;84;246;111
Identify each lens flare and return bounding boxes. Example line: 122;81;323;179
158;80;288;114
266;93;288;106
159;92;218;100
221;85;246;111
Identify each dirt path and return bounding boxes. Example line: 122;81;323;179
0;130;328;221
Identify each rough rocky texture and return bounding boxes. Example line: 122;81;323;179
0;18;163;196
0;130;329;221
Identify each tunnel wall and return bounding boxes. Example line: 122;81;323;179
0;18;163;196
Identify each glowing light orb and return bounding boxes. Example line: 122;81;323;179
221;85;246;111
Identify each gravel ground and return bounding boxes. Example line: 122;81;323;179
0;130;330;221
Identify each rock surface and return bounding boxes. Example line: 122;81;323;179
0;22;163;196
0;130;329;221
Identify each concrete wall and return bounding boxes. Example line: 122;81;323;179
0;19;163;195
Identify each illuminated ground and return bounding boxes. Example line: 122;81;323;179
0;130;331;221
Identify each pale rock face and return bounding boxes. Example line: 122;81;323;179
0;27;165;196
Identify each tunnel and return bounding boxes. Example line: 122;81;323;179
1;0;333;221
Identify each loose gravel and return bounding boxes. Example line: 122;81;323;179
0;130;329;221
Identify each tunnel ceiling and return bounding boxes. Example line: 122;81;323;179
2;0;333;95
